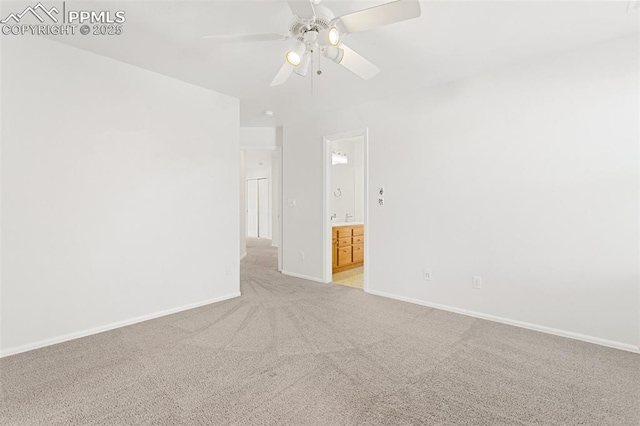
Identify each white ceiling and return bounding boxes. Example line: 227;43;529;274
52;1;638;126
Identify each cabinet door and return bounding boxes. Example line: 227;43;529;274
337;246;352;266
352;244;364;264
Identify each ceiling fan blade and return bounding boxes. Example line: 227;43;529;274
203;33;289;43
337;44;380;80
270;62;294;86
333;0;421;34
288;0;315;19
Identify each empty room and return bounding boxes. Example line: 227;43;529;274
1;0;639;424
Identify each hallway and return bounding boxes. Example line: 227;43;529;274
1;240;639;424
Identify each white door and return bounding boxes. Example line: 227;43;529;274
258;179;269;238
247;179;259;238
247;178;269;239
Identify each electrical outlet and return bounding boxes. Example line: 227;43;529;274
300;251;305;261
472;276;482;289
423;269;432;281
225;265;231;276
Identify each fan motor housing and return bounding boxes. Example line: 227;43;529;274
289;5;334;41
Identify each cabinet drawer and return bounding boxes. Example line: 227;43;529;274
337;237;351;247
337;227;353;238
337;246;352;266
352;244;364;263
352;235;364;245
352;226;364;236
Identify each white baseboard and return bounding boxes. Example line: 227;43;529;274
365;289;640;354
281;270;326;283
0;292;241;358
240;252;247;260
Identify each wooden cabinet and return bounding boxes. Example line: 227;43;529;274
332;228;338;269
332;224;364;273
337;246;352;266
352;244;364;264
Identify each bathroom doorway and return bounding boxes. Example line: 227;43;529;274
323;129;369;290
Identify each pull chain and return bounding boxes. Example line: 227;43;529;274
311;50;315;96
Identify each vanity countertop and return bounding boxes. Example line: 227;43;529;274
332;222;364;227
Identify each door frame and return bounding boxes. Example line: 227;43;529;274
322;128;369;291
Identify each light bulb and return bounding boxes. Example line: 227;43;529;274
286;51;301;66
328;27;340;46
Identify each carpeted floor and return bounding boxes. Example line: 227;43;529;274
1;239;639;425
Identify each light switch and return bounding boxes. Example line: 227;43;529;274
377;187;385;207
287;199;297;207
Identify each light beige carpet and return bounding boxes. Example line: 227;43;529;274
333;266;364;289
1;238;639;425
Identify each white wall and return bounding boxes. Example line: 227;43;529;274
1;36;240;355
271;149;282;248
240;127;277;150
282;36;639;350
272;127;283;250
240;151;247;258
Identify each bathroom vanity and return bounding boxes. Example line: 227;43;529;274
332;224;364;273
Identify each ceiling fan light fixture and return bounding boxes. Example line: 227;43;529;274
322;45;344;64
318;26;340;47
328;27;340;46
219;0;421;86
286;40;305;66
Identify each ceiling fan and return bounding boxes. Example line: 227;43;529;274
204;0;422;86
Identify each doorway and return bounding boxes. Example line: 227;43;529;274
240;146;283;272
247;178;269;239
323;129;369;291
